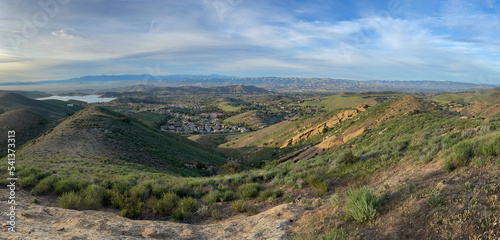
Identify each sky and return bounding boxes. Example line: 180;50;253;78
0;0;499;84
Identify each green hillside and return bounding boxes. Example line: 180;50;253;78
224;110;281;130
0;92;77;119
2;90;499;239
15;106;225;178
0;110;55;158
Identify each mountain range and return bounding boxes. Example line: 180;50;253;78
1;75;495;92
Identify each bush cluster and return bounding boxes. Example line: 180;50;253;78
237;183;261;200
344;187;379;224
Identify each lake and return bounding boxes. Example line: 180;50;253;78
36;95;116;103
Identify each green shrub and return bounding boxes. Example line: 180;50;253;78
259;189;274;201
129;185;149;201
172;208;192;221
219;162;242;175
58;191;82;210
451;141;474;164
18;175;39;189
344;187;379;224
263;171;277;181
330;193;340;208
31;175;59;196
426;193;446;207
170;182;192;197
121;202;145;219
259;188;284;202
203;190;222;204
441;133;463;148
112;180;133;194
340;151;359;164
422;155;433;164
305;173;328;197
444;141;475;171
178;197;198;212
81;184;106;210
237;183;261;200
197;203;221;220
471;156;491;167
231;200;257;215
476;142;498;157
284;194;294;203
443;158;458;172
111;189;145;219
221;190;234;201
54;179;87;195
210;204;220;220
17;166;48;179
274;189;284;198
149;192;179;216
107;190;122;208
173;196;198;220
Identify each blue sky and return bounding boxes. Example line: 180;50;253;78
0;0;499;84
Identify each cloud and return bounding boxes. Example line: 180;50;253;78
51;29;78;39
0;0;498;83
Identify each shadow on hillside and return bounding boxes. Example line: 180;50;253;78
373;165;499;239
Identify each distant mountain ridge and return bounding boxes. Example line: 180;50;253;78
0;75;495;92
102;85;269;97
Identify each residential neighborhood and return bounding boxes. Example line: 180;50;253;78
158;110;249;134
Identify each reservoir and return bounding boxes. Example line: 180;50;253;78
36;95;116;103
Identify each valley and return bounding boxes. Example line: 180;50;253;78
1;86;500;239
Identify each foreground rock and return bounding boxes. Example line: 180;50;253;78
0;190;302;239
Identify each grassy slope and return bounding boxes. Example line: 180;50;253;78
14;106;225;178
214;93;392;168
0;110;55;158
432;88;500;117
0;93;77;119
217;101;243;112
224;110;281;130
218;111;334;168
299;93;371;111
288;95;500;239
3;91;499;239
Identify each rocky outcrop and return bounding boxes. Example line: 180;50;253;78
281;127;366;163
281;108;364;148
342;128;365;143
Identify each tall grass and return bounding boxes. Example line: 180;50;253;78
344;187;379;224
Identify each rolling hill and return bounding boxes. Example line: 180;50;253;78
15;106;226;177
224;110;282;130
0;92;77;119
0;110;55;158
2;89;500;239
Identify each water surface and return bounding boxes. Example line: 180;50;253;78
36;95;116;103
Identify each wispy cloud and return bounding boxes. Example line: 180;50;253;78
51;29;78;39
0;0;498;84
